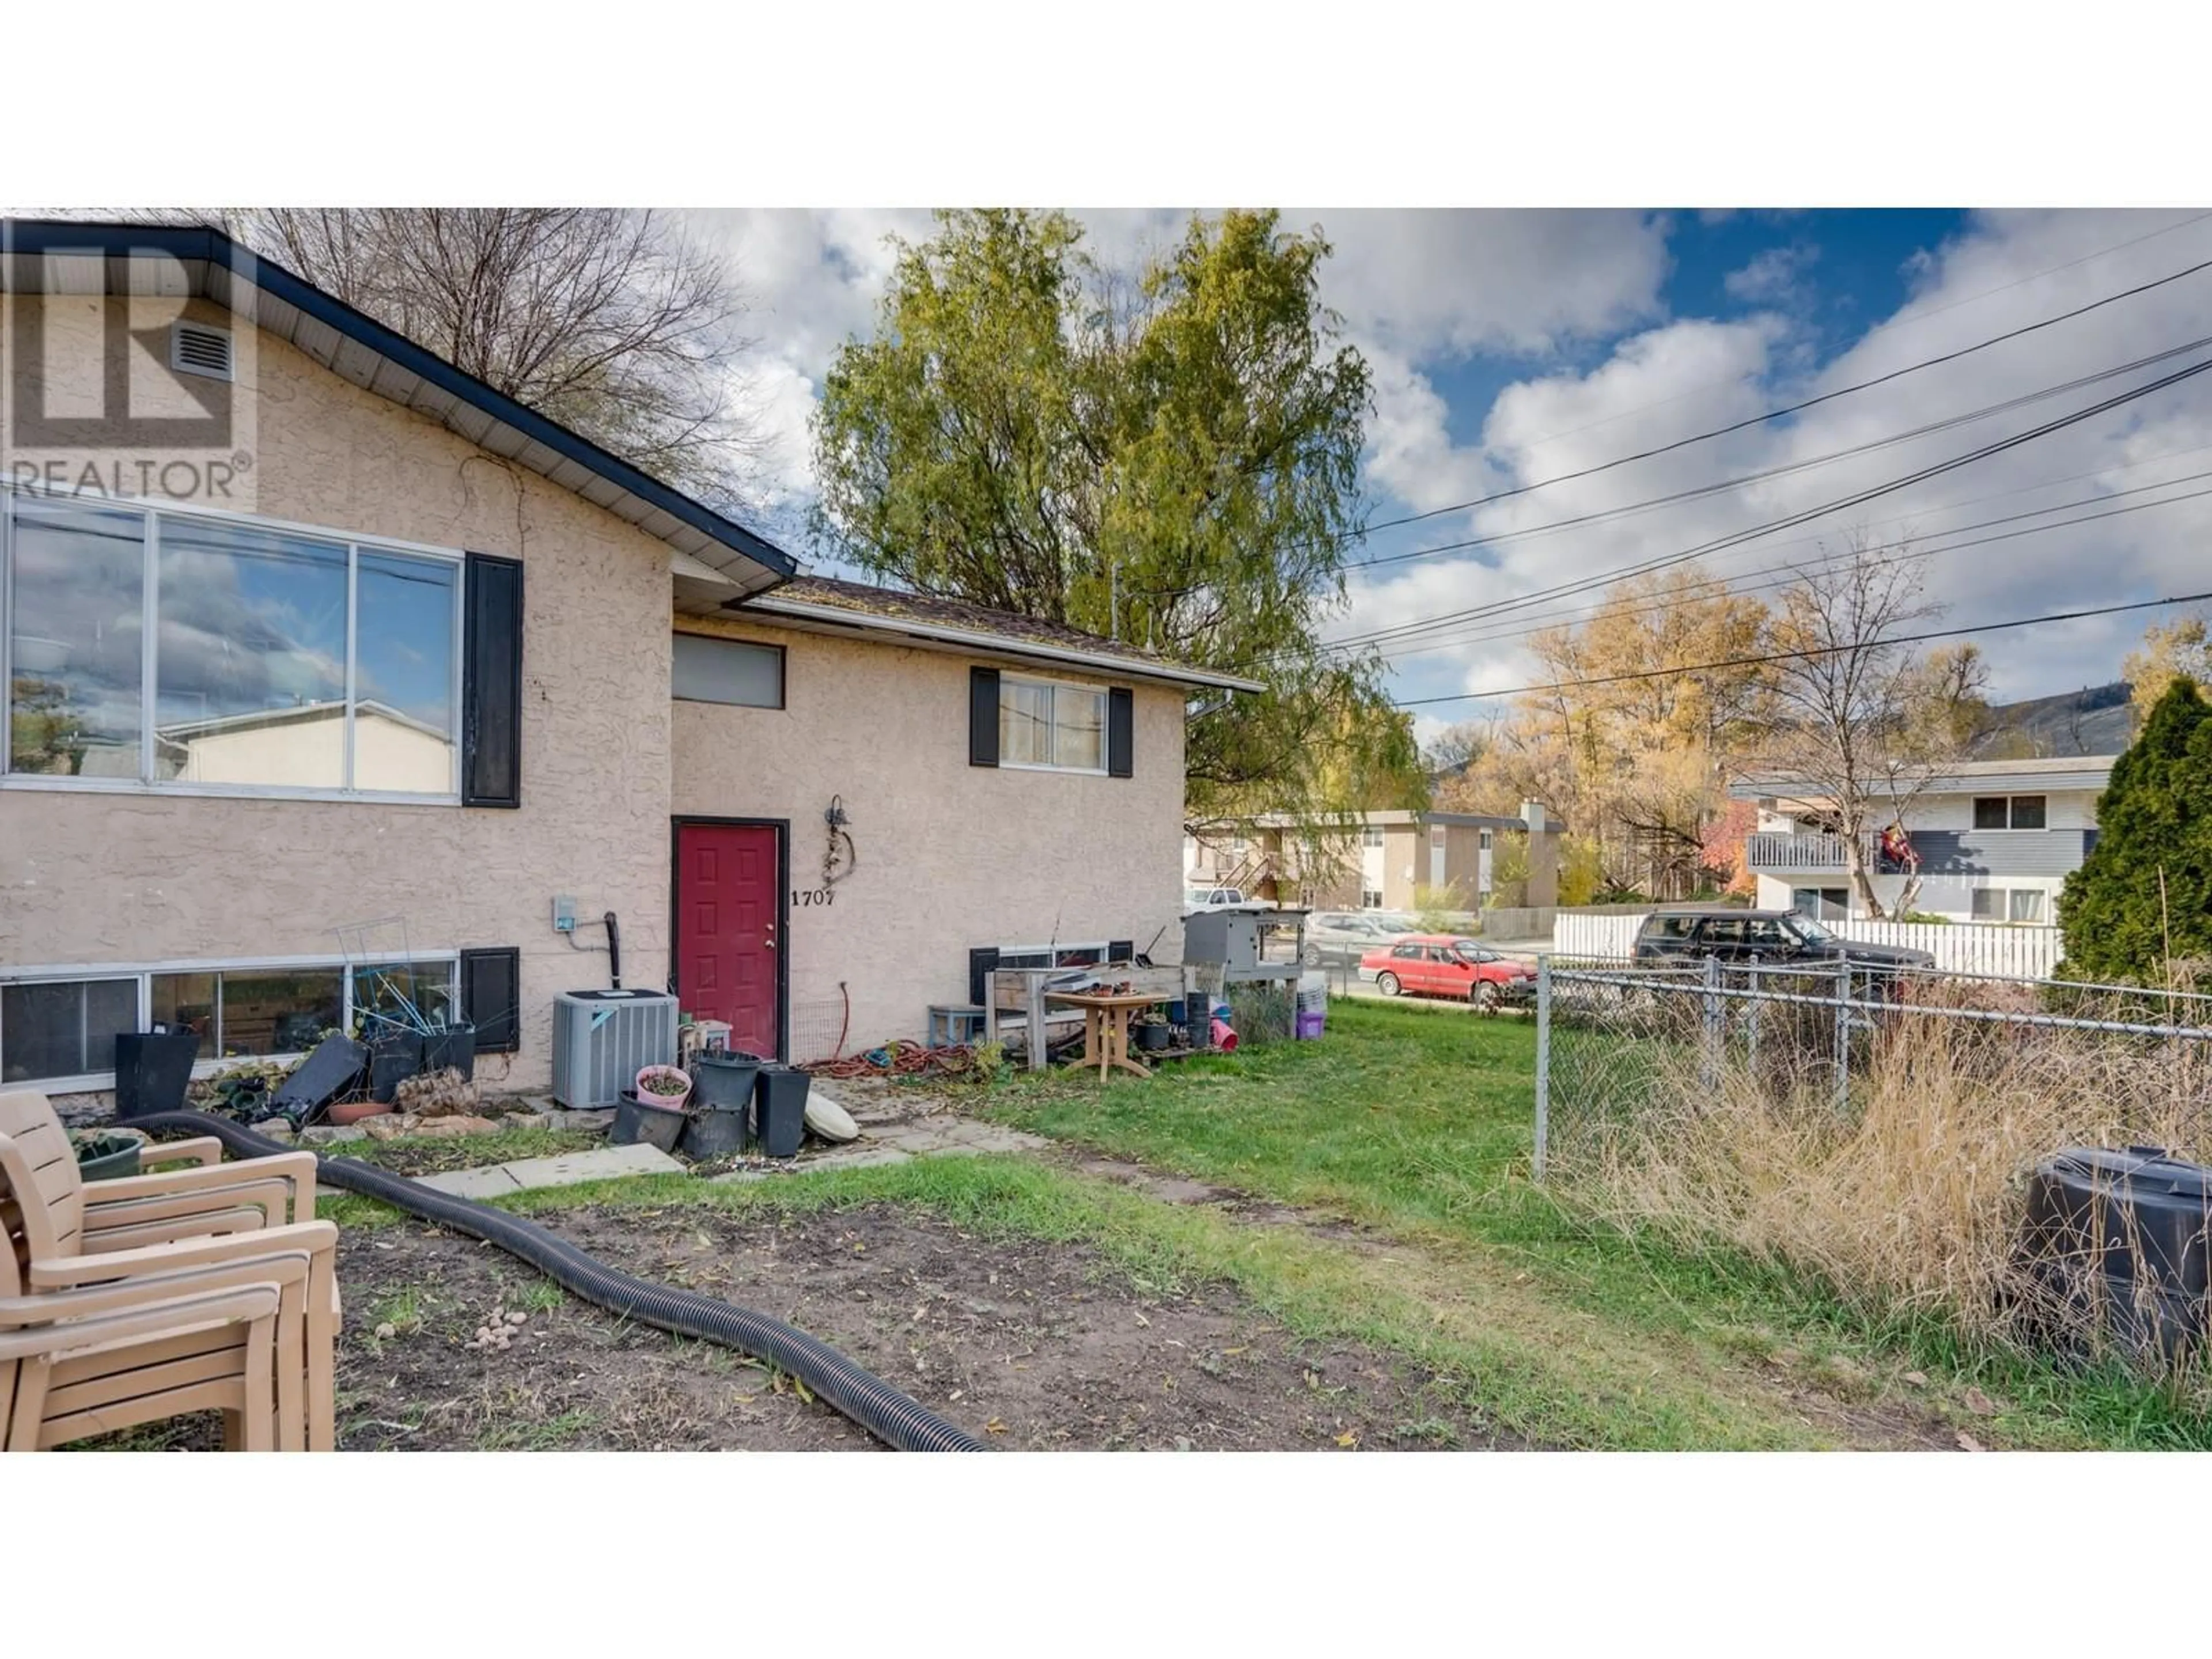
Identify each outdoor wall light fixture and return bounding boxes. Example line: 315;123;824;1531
824;794;858;887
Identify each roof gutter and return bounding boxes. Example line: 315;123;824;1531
737;594;1267;694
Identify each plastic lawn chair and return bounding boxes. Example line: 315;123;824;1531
2;1240;306;1452
0;1092;340;1451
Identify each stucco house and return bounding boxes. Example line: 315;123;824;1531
0;219;1252;1095
1185;803;1564;912
1730;754;2116;922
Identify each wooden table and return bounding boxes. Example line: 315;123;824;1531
1044;990;1169;1080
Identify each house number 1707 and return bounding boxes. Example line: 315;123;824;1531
791;888;837;907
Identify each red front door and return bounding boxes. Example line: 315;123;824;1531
675;822;781;1058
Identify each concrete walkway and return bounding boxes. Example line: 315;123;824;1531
711;1113;1048;1184
412;1141;683;1199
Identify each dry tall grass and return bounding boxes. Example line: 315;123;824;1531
1551;974;2212;1383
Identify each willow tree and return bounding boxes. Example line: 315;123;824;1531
810;208;1419;832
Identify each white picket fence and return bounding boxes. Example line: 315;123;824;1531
1550;912;2063;979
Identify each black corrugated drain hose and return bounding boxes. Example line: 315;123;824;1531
131;1111;985;1453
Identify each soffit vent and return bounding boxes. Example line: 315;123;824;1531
170;321;234;382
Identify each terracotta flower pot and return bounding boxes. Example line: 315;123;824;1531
328;1100;394;1127
634;1066;692;1111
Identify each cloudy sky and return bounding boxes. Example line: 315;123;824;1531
695;209;2212;739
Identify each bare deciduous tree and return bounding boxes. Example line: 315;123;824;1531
1759;536;1987;918
226;209;767;510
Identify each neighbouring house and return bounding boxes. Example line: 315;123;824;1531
0;218;1253;1097
1184;803;1565;912
1730;755;2116;923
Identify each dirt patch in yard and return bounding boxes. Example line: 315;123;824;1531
311;1204;1516;1451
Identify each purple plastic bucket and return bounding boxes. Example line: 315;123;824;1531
1295;1010;1325;1040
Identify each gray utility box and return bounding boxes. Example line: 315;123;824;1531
551;989;679;1108
1183;910;1308;984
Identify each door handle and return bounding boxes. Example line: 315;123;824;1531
764;931;777;950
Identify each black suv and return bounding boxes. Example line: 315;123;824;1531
1631;908;1937;971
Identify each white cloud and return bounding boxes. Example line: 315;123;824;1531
1724;243;1820;305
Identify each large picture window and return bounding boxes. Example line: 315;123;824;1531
4;490;461;797
998;675;1105;772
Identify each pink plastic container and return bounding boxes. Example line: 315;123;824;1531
1210;1018;1239;1053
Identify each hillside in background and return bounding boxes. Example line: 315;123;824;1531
1969;681;2134;759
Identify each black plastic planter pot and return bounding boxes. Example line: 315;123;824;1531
113;1029;202;1120
612;1092;687;1154
681;1099;753;1159
425;1023;477;1082
368;1032;425;1103
753;1066;810;1159
683;1052;763;1158
1136;1022;1173;1054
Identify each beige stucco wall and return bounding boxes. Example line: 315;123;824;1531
2;296;676;1089
671;616;1186;1054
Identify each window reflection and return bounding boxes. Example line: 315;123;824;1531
6;499;146;777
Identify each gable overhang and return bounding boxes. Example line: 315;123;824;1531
672;560;1264;694
2;219;794;596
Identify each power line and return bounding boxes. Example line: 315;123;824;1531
1321;350;2212;657
1468;211;2212;465
1323;436;2212;657
1337;332;2212;577
1334;247;2212;551
1391;589;2212;708
1365;477;2212;666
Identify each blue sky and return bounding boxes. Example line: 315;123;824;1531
702;208;2212;736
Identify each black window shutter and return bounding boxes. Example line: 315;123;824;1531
969;667;1000;767
1107;687;1134;778
463;552;524;807
460;947;521;1054
1108;939;1134;964
968;946;1001;1007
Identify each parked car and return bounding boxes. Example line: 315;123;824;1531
1630;908;1936;972
1301;911;1412;965
1359;934;1536;1007
1182;885;1271;915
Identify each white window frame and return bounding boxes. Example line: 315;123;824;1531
2009;889;2047;924
1359;888;1384;909
993;941;1111;972
1360;825;1385;848
997;673;1109;776
1;479;467;805
0;951;460;1093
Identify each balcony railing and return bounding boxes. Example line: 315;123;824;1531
1745;830;1877;872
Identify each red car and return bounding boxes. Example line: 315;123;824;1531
1359;934;1535;1008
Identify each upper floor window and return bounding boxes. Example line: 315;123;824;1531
673;634;784;709
999;674;1105;772
1360;825;1384;847
4;490;460;796
1972;794;2047;830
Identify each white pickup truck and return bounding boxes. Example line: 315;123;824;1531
1183;885;1273;916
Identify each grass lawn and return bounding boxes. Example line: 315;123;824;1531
303;999;2205;1449
970;997;2210;1451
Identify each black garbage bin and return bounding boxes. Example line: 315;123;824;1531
113;1028;202;1120
682;1050;763;1158
753;1065;811;1160
2019;1145;2212;1358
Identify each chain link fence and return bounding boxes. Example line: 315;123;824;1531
1531;955;2212;1369
1535;957;2212;1180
